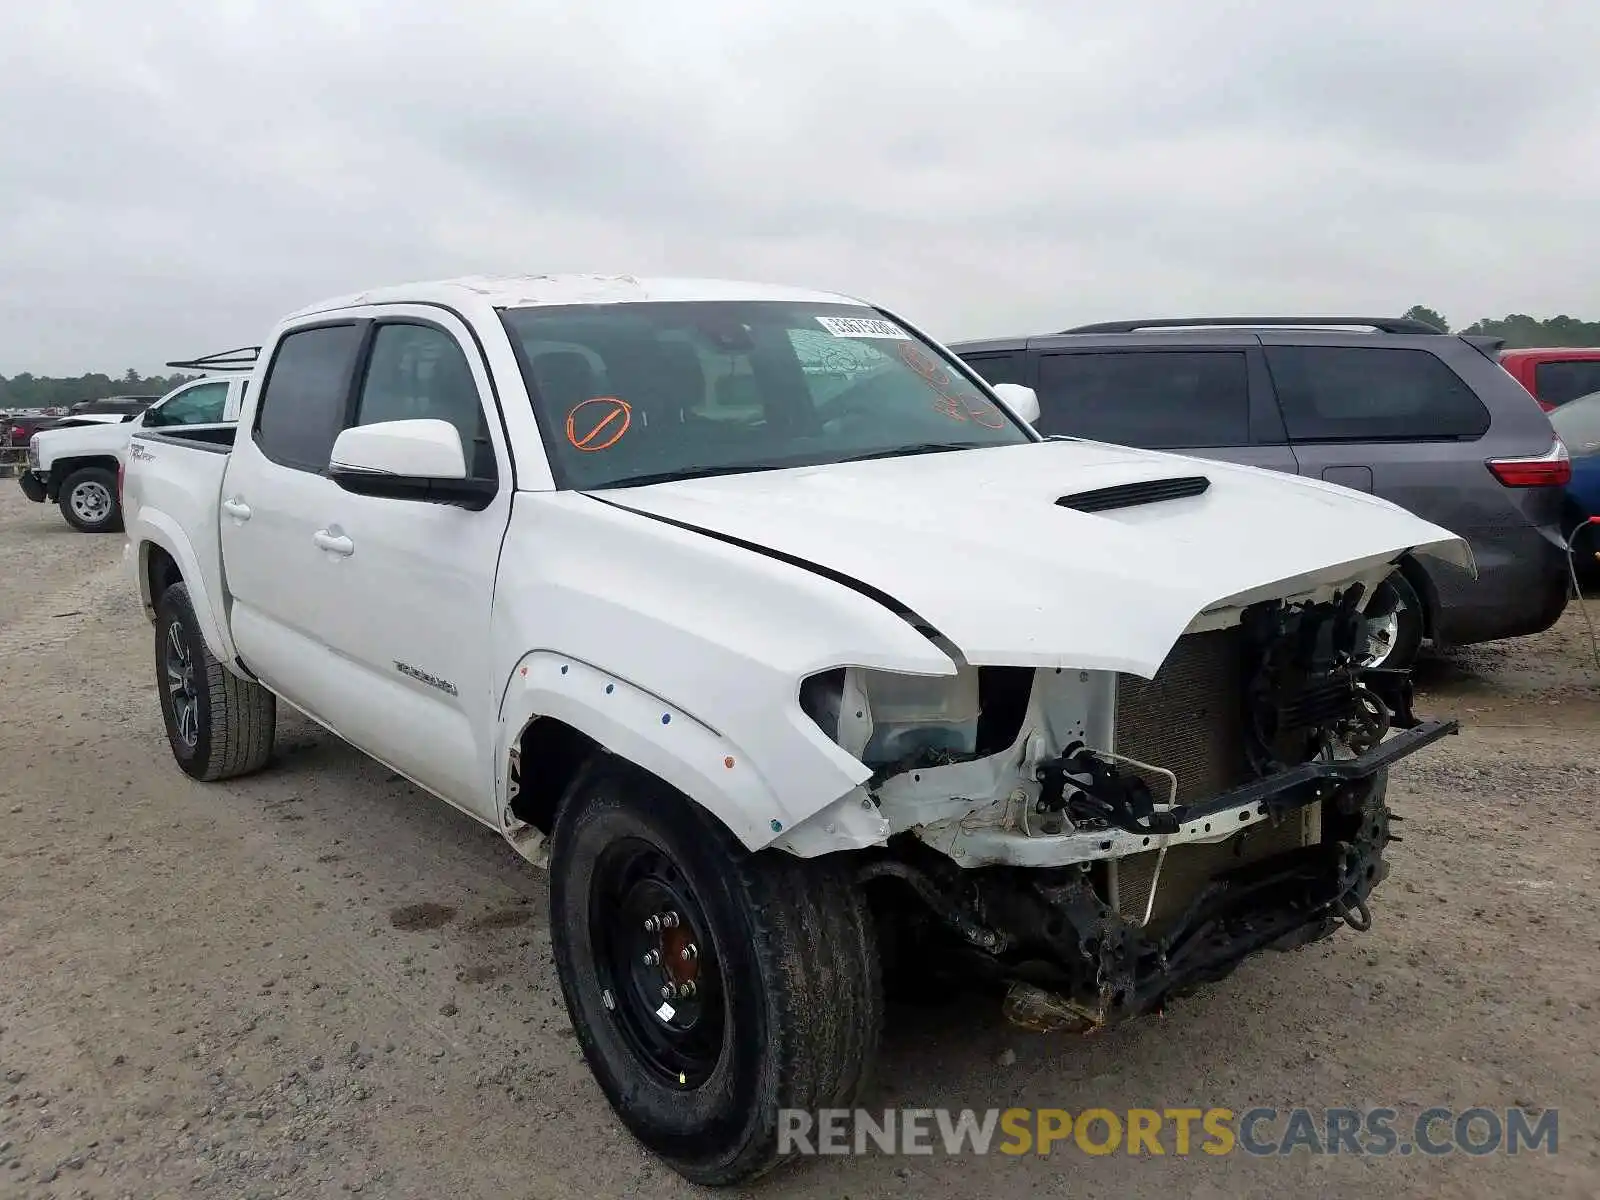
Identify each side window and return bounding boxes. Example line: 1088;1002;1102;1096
145;382;228;428
255;324;366;471
1549;394;1600;455
1535;360;1600;408
1265;346;1490;441
958;352;1028;387
1035;351;1250;448
354;323;496;481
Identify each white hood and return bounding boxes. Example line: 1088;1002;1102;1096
595;439;1473;677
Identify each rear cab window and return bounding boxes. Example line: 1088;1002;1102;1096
1033;350;1251;448
1534;359;1600;408
1264;346;1490;441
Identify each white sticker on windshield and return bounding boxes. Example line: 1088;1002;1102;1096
816;315;911;340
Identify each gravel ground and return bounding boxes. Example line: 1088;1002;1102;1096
2;484;1598;1199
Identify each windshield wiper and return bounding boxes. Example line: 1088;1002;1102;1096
836;442;991;463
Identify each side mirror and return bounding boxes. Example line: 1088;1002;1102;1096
328;418;493;508
990;383;1040;426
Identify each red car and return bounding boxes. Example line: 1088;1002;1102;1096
1499;347;1600;412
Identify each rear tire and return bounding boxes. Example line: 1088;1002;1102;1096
155;581;276;781
58;466;121;533
548;761;882;1187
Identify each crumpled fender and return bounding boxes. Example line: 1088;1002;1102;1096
489;492;961;852
496;651;891;852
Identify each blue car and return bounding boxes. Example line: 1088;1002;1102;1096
1549;391;1600;578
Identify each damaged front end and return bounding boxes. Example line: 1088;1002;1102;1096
800;579;1455;1029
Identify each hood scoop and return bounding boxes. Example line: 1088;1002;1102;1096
1057;475;1210;514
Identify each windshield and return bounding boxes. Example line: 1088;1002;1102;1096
500;301;1032;489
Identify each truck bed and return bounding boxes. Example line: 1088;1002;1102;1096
124;426;239;666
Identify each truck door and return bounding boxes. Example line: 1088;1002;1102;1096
223;310;512;818
304;312;512;816
220;321;370;730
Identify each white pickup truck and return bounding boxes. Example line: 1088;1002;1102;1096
122;274;1471;1186
21;369;247;531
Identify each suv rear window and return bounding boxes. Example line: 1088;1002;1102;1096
1534;359;1600;408
255;324;366;471
1034;351;1250;448
1265;346;1490;442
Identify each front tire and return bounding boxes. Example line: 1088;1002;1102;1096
155;581;276;781
58;466;121;533
549;762;882;1187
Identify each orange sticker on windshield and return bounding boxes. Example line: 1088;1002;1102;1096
565;397;632;451
899;342;952;388
964;397;1007;429
932;389;1007;429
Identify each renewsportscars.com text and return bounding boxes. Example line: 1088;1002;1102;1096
777;1106;1558;1158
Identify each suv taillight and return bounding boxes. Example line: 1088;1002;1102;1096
1487;439;1572;487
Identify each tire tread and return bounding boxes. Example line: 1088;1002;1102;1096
157;581;275;781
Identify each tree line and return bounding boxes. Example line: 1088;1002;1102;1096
0;369;200;411
1403;307;1600;346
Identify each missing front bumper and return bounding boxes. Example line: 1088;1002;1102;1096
874;720;1453;1028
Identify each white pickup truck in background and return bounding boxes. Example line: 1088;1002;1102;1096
120;274;1471;1186
21;352;252;531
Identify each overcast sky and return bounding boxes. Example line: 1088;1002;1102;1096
2;0;1597;375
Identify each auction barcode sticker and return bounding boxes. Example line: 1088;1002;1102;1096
816;315;910;339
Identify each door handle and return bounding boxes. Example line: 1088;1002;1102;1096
313;529;354;557
222;498;251;521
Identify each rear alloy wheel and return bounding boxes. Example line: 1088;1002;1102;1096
1361;572;1424;670
154;581;277;781
549;762;882;1186
58;466;121;533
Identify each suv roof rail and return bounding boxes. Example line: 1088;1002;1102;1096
1057;316;1447;336
165;346;261;373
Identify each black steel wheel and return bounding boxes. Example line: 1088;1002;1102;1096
589;837;726;1088
549;760;882;1187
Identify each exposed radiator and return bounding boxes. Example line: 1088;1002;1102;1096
1113;627;1249;806
1109;628;1314;928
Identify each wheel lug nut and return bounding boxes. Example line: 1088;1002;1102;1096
679;981;696;998
643;915;661;933
661;911;680;929
679;944;697;961
660;983;679;1001
642;950;661;967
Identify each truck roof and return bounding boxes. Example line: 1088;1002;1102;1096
285;274;865;321
1499;346;1600;362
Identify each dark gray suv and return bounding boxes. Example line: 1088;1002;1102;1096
951;317;1570;667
